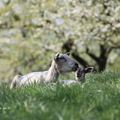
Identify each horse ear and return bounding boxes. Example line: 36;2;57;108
84;67;94;73
65;52;71;56
56;53;60;58
54;53;60;61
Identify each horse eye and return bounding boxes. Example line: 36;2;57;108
59;57;67;62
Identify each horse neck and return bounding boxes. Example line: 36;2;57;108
46;60;59;82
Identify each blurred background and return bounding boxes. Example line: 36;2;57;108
0;0;120;82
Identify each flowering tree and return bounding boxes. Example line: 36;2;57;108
0;0;120;80
60;0;120;71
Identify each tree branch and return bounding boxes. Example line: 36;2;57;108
71;52;89;67
86;47;99;63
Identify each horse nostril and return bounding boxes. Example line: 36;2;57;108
75;63;78;68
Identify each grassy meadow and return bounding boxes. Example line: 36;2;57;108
0;0;120;120
0;71;120;120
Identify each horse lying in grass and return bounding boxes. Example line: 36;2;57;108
59;67;94;85
10;53;78;88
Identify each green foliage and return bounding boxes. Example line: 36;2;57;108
0;72;120;120
0;1;120;119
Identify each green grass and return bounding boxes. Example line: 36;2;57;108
0;72;120;120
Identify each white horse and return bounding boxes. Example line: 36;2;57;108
59;67;94;85
10;53;78;88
